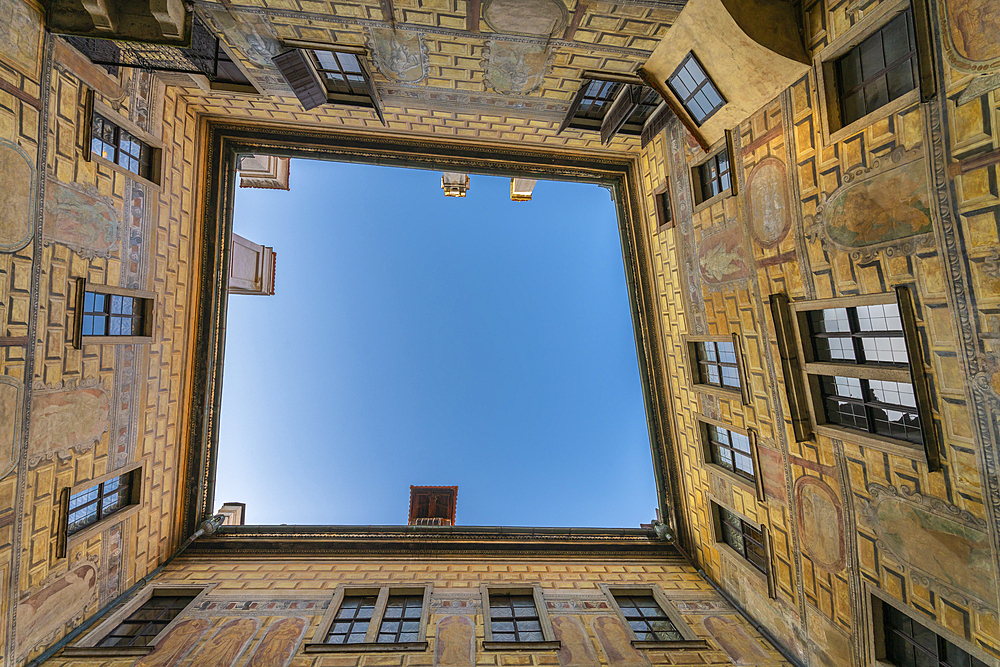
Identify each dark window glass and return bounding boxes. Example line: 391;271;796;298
567;80;660;134
377;595;423;643
707;425;754;481
719;507;768;576
882;603;990;667
490;594;542;642
311;50;371;97
657;186;672;228
694;150;731;203
667;53;725;125
96;594;196;647
68;473;134;535
819;375;923;444
82;291;147;338
835;9;918;125
695;340;740;389
326;595;378;644
576;79;625;122
90;114;153;180
808;302;908;366
613;595;683;642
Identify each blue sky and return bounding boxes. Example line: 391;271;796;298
215;159;657;527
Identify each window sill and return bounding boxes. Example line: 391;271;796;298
482;641;561;651
62;646;154;657
714;541;774;598
90;153;162;191
691;190;732;214
631;640;711;650
79;335;154;348
692;383;745;404
66;503;142;549
812;424;926;462
707;465;757;499
304;642;429;653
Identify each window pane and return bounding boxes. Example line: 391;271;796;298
859;33;885;78
839;50;863;91
864;78;889;112
881;12;912;65
886;61;915;100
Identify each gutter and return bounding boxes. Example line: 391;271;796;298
24;514;226;667
696;569;806;667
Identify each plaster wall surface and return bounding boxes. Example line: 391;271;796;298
0;0;996;665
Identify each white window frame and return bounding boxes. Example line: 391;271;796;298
683;333;752;406
597;584;706;648
74;278;156;348
83;91;164;190
480;585;558;650
305;584;433;653
709;497;775;599
782;287;939;467
696;416;765;502
65;584;212;656
56;459;146;558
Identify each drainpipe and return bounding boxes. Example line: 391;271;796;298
696;569;806;667
25;514;226;667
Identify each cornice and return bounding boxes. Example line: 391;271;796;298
182;525;681;560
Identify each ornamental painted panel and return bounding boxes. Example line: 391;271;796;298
43;179;120;258
746;157;791;248
941;0;1000;71
0;0;42;77
702;616;772;665
0;140;34;252
481;40;550;95
697;224;751;284
27;384;110;467
552;615;600;667
15;562;97;657
864;484;997;608
817;149;932;250
0;375;23;480
367;28;428;83
435;615;475;667
592;616;649;667
794;477;845;572
482;0;568;36
189;617;260;667
133;619;213;667
245;617;308;667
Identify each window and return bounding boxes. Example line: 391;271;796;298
599;585;702;646
95;593;197;647
560;75;662;141
814;0;931;141
872;596;990;667
834;9;917;126
819;376;923;444
653;180;674;231
56;464;143;558
686;336;750;405
307;585;431;652
273;45;385;123
715;505;769;578
881;602;991;667
776;288;939;464
705;423;754;482
614;595;682;641
74;279;154;348
481;586;557;648
666;53;725;125
695;340;740;389
68;472;136;536
693;148;731;204
91;113;153;179
65;585;209;655
807;303;909;366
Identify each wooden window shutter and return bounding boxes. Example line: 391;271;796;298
600;84;641;144
273;50;327;111
641;103;672;148
558;81;591;134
